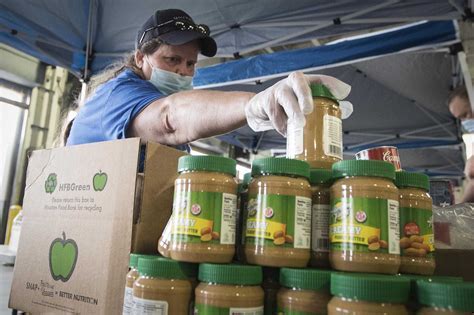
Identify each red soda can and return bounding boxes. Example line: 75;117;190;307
355;146;402;171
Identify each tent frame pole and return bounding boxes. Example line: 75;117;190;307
237;0;399;55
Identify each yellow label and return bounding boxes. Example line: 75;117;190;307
330;223;380;245
246;218;286;240
421;233;435;251
172;215;213;236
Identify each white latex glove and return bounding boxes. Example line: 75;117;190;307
245;72;352;136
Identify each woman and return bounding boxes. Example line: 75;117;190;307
67;9;352;147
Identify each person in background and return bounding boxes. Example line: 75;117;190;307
448;85;474;202
66;9;352;150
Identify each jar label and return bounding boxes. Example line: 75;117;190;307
286;122;304;158
133;297;168;314
312;204;330;253
277;307;325;315
122;286;134;315
195;304;263;314
399;207;434;257
245;194;311;249
171;191;237;245
329;197;400;254
323;114;342;159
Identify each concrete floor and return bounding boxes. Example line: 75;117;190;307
0;264;14;315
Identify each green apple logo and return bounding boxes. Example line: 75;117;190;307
49;232;78;282
45;173;57;194
93;171;107;191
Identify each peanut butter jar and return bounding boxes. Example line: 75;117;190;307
395;171;435;275
132;256;195;314
310;168;333;269
288;83;342;169
277;268;332;314
244;157;312;268
417;281;474;314
195;263;264;314
123;254;155;314
329;160;401;274
169;155;238;263
328;272;410;315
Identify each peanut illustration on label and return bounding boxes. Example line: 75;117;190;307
200;226;218;242
400;222;432;257
367;234;388;251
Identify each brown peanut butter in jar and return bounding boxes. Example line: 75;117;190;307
395;171;435;276
288;83;342;169
169;155;238;263
277;268;332;314
195;263;264;314
417;281;474;315
244;158;312;268
328;273;410;315
309;169;333;268
330;160;401;274
132;256;195;314
123;253;140;315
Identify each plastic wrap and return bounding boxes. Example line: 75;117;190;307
433;203;474;250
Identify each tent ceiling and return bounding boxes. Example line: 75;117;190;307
0;0;464;78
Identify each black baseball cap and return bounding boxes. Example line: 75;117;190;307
136;9;217;57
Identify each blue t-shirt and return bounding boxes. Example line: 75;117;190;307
67;69;164;146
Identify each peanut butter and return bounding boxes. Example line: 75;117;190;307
132;256;194;314
195;263;264;314
395;171;435;275
288;84;342;169
277;268;331;314
330;160;401;274
309;169;333;269
328;273;409;315
169;155;238;263
417;281;474;315
244;158;312;268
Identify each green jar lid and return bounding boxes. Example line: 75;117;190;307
178;155;236;176
331;273;410;304
310;83;339;104
137;256;195;280
310;169;333;185
199;263;262;285
332;160;396;181
417;281;474;312
251;157;310;180
397;274;463;297
129;254;155;269
395;171;429;191
280;268;331;291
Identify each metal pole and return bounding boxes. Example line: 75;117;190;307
83;0;95;82
238;0;399;55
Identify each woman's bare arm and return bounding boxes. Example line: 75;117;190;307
127;89;255;145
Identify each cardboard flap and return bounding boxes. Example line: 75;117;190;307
10;139;141;314
131;142;186;253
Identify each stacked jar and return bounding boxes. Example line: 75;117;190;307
309;168;333;268
329;273;410;314
417;281;474;314
329;160;401;274
132;256;196;314
168;155;238;263
244;157;312;267
288;83;343;169
395;171;435;275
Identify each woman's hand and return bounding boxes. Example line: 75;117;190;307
244;72;352;136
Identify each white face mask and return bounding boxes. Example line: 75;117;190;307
145;56;193;95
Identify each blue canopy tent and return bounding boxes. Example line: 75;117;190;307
0;0;467;177
0;0;463;79
195;21;466;177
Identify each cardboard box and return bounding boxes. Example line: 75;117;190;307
9;138;186;313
